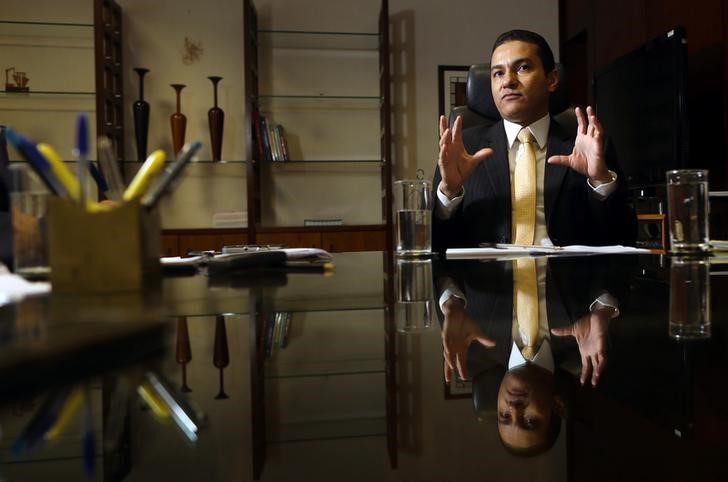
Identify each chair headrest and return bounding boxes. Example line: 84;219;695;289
466;63;570;121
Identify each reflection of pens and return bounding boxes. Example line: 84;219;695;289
5;127;66;196
45;386;83;440
280;261;335;274
74;113;89;208
142;141;202;209
146;372;201;442
123;149;166;201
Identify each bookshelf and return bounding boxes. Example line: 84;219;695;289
0;0;125;161
243;0;392;251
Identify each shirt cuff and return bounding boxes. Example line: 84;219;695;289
438;284;466;311
589;292;620;318
587;170;618;199
435;185;465;219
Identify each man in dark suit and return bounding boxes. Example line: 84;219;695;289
432;30;637;249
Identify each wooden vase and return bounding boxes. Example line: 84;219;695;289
170;83;187;156
208;76;224;161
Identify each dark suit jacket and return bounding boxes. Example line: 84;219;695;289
432;119;638;249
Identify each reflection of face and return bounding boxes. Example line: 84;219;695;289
497;363;557;450
490;40;558;126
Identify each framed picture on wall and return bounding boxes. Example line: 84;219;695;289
438;65;470;118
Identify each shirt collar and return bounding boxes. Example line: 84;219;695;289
503;113;551;150
508;340;555;374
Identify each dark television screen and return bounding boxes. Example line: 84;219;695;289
593;27;689;189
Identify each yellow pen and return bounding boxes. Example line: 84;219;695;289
137;381;171;419
123;149;166;201
45;387;84;440
36;143;111;213
37;143;80;201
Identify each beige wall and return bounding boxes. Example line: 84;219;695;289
2;0;557;228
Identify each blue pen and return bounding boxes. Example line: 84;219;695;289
88;161;109;194
5;127;66;196
74;113;89;208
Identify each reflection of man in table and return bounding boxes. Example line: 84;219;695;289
437;256;627;454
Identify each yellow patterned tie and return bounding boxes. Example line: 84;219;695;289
513;128;537;245
513;128;539;359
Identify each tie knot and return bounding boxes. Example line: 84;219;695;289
517;128;535;145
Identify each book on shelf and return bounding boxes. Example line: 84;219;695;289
304;218;344;227
275;124;290;161
259;115;273;162
255;115;291;162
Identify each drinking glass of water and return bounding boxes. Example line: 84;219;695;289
394;179;432;256
666;169;710;253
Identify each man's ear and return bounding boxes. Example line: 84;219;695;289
553;395;567;418
546;69;559;93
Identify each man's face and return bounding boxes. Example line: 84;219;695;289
490;40;558;126
496;364;558;450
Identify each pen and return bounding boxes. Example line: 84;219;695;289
5;127;66;196
480;242;563;250
88;161;109;196
97;136;125;202
141;140;202;209
74;113;89;208
123;149;166;201
36;142;80;201
146;371;201;442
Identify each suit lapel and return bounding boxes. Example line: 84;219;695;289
481;122;511;242
544;119;573;228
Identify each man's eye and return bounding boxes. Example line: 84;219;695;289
498;411;511;422
493;71;503;78
524;418;539;429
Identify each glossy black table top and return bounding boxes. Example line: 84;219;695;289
0;251;726;481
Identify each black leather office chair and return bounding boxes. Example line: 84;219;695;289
448;63;576;134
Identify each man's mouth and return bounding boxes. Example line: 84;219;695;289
502;93;522;101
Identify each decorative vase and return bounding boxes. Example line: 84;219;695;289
207;76;224;161
176;316;192;393
132;68;150;162
213;315;230;400
170;83;187;156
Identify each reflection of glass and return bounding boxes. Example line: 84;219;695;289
669;257;710;340
213;315;230;399
395;258;434;333
176;316;192;392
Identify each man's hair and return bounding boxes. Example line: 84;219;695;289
492;30;556;73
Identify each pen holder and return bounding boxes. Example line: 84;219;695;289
48;199;161;293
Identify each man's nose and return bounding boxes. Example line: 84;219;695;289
501;70;518;88
506;397;526;408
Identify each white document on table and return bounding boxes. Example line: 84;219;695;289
446;244;651;260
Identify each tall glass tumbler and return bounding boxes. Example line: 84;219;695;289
666;169;710;253
394;180;432;256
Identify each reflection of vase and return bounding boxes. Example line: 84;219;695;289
176;316;192;393
213;315;230;400
207;76;224;161
170;84;187;156
133;68;150;162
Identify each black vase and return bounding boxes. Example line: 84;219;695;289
133;68;150;162
207;76;224;161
